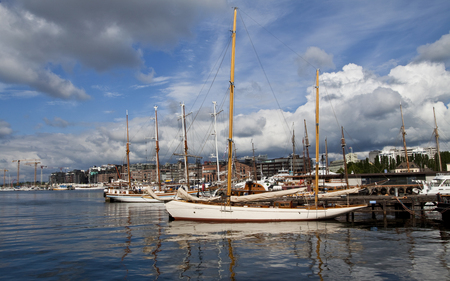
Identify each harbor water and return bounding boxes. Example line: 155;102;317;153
1;190;449;280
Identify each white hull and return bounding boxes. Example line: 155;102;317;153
420;174;450;195
165;200;366;222
107;195;163;203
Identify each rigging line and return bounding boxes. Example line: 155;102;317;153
197;118;216;156
319;73;341;130
186;35;232;134
129;115;153;143
239;8;318;71
238;11;291;139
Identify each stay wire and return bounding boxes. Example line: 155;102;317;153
238;11;291;141
166;35;232;162
239;9;317;71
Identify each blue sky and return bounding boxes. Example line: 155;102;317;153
1;0;450;183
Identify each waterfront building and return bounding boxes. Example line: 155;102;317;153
395;162;421;173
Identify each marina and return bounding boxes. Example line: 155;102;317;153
1;189;449;280
1;3;450;280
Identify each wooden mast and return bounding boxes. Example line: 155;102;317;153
433;107;442;171
212;101;221;181
181;103;190;189
341;126;349;189
252;140;257;181
126;110;132;189
325;138;329;175
226;7;237;205
154;106;161;191
314;69;320;208
291;123;296;176
400;103;410;172
304;119;311;175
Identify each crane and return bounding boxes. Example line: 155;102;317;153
1;169;8;187
24;161;41;186
12;159;40;186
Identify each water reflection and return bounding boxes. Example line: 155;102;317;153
1;191;449;280
164;220;347;280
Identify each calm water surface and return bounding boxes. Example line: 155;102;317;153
0;190;449;280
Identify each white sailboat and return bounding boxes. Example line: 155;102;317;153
164;8;366;222
105;111;163;203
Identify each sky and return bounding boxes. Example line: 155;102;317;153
1;0;450;183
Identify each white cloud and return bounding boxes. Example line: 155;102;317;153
297;47;335;76
0;120;13;138
415;32;450;66
136;68;156;84
104;92;123;98
43;117;70;128
0;0;226;100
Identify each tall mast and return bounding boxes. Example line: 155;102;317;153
400;103;410;172
304;119;311;175
126;110;132;189
154;106;161;191
325;138;329;175
314;69;320;208
341;127;349;189
180;103;190;189
227;7;237;205
302;138;306;174
252;140;257;181
292;123;296;175
212;101;222;181
433;107;442;171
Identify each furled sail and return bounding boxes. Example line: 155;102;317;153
230;187;307;203
176;187;221;202
317;187;360;198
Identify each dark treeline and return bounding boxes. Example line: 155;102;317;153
338;151;450;174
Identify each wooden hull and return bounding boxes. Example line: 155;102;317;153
165;200;367;222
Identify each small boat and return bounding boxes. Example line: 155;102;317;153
52;184;74;191
165;8;367;222
419;173;450;195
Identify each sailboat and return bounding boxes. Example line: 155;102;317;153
104;111;155;202
164;8;367;221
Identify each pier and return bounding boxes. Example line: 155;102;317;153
317;194;446;222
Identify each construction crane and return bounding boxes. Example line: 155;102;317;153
24;161;41;186
12;159;40;186
1;169;8;187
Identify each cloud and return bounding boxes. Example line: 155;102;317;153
0;0;226;99
415;32;450;66
136;68;156;84
104;92;122;98
297;47;335;76
43;117;70;128
0;120;13;138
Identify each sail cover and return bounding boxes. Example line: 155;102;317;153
230;187;307;203
143;187;163;200
176;187;222;202
317;187;360;198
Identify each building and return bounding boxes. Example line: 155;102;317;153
379;147;437;161
395;162;420;173
369;150;381;164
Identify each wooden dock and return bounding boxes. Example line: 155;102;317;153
312;194;446;222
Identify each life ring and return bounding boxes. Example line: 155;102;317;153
389;188;395;195
380;188;387;195
398;187;404;194
406;187;413;194
371;188;378;195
